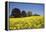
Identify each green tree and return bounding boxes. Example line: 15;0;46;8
33;14;40;16
11;8;21;18
28;11;32;16
22;10;27;17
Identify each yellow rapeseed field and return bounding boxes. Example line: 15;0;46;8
9;16;44;30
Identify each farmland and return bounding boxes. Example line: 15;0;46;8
9;16;44;30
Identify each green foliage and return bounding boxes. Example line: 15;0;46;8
11;8;21;18
33;14;40;16
10;8;40;18
22;10;27;17
27;11;32;16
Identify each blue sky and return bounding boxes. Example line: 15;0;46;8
8;2;44;16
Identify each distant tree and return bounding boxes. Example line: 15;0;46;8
22;10;26;17
33;14;40;16
11;8;21;18
28;11;32;16
9;15;14;18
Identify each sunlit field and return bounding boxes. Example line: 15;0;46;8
9;16;44;30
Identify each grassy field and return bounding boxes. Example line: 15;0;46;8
9;16;44;30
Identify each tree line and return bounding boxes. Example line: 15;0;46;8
10;8;40;18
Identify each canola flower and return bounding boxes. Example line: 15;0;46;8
9;16;44;30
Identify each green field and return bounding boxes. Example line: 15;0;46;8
9;16;44;30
